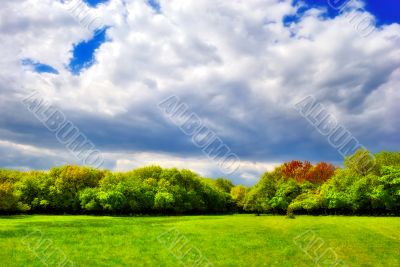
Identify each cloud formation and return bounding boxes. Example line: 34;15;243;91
0;0;399;184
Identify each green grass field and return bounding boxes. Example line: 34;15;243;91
0;215;399;266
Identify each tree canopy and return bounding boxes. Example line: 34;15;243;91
0;150;399;216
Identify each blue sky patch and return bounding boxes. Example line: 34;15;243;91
147;0;161;13
68;28;108;75
363;0;400;25
21;59;59;74
83;0;109;8
295;0;400;26
283;4;309;26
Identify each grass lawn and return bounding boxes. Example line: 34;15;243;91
0;215;399;266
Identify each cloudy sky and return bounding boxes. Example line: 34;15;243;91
0;0;399;185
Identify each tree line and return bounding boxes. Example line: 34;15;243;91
0;149;399;216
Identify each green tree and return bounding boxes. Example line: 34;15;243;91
14;171;53;212
49;166;105;212
344;149;377;176
244;172;279;214
269;179;300;212
154;192;175;212
214;178;234;193
0;182;18;212
371;166;400;214
230;185;247;210
375;151;400;168
288;191;322;214
79;188;101;212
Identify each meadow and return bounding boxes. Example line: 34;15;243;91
0;215;399;266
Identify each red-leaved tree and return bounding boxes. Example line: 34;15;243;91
282;160;335;184
307;162;336;184
282;160;312;183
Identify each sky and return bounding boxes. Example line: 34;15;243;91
0;0;399;185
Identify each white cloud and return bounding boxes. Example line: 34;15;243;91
0;0;399;184
114;151;280;179
0;139;279;184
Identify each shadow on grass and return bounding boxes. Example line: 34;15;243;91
0;215;31;219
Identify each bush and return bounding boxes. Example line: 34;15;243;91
288;192;321;214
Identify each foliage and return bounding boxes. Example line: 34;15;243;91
371;166;400;211
307;162;336;184
0;149;399;215
269;179;300;212
213;178;235;193
375;151;400;168
282;160;335;184
282;160;312;183
244;172;279;214
230;185;247;210
288;192;322;214
245;149;400;215
344;148;378;176
0;182;19;212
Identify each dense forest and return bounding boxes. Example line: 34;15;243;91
0;149;399;216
